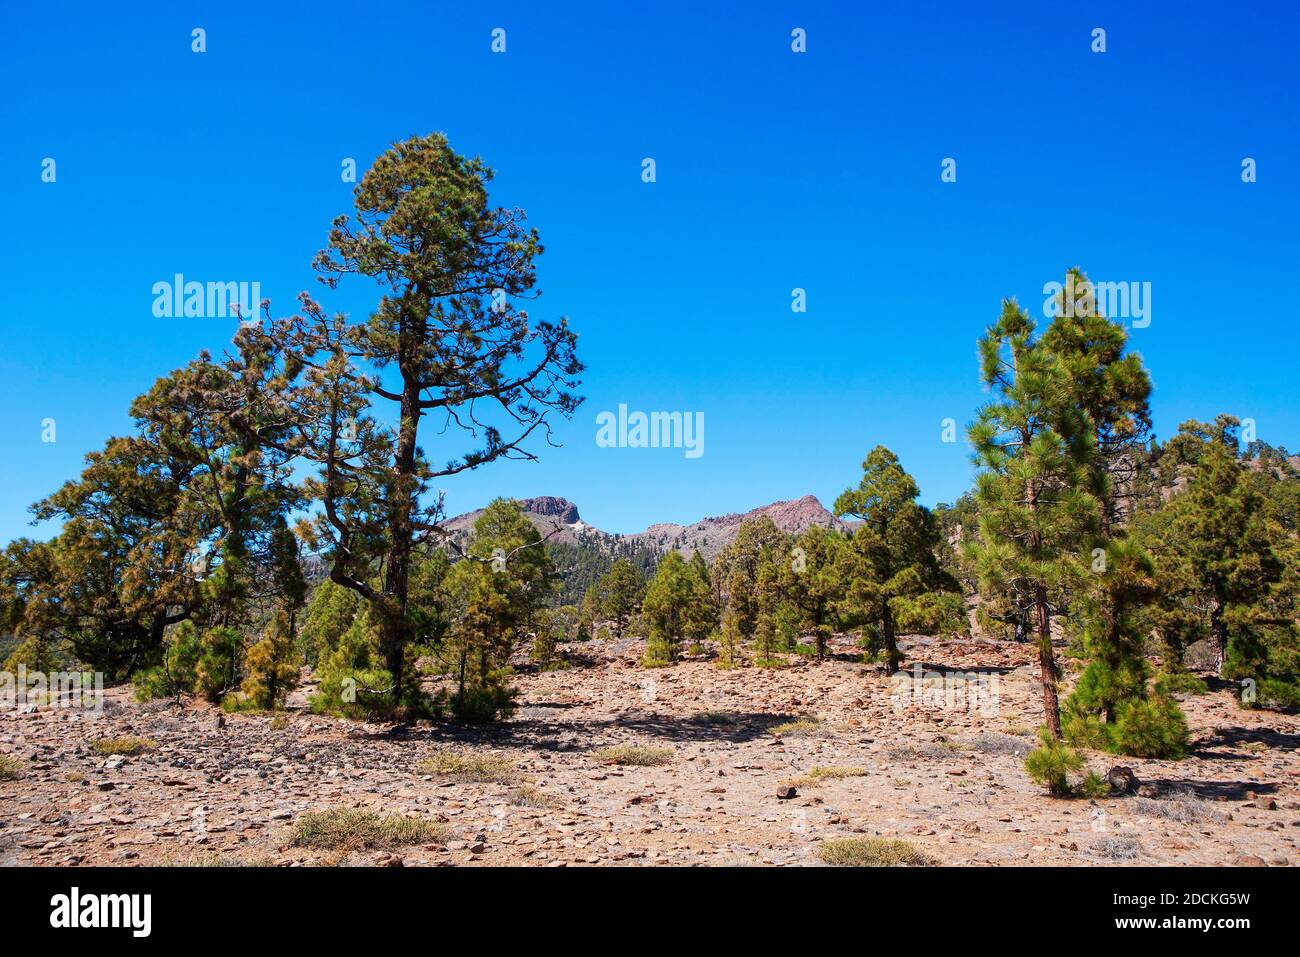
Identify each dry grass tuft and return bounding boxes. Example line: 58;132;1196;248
1134;789;1225;825
1093;835;1141;861
819;837;935;867
290;808;450;851
592;744;674;766
809;765;868;780
0;754;24;780
418;750;518;784
769;717;823;738
90;736;157;756
509;784;563;809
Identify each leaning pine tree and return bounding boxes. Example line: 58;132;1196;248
966;298;1096;739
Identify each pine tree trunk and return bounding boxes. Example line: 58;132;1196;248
378;370;422;699
881;602;899;675
1036;585;1062;738
1104;612;1121;725
1209;594;1227;677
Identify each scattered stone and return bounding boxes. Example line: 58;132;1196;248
1106;766;1140;796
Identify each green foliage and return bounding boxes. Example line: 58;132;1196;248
1155;670;1209;697
133;619;203;701
527;606;567;669
717;606;742;669
1246;678;1300;710
431;500;552;721
194;626;241;702
968;297;1100;738
595;559;645;639
240;610;301;710
312;666;396;720
1138;426;1289;677
131;667;172;702
308;597;404;718
780;525;847;661
890;590;968;640
298;580;364;669
713;516;788;640
546;535;657;606
1077;772;1110;799
835;445;965;670
1025;728;1085;797
641;551;713;666
293;132;583;697
1111;695;1188;759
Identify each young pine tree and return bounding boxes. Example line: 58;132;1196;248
967;299;1097;738
596;559;643;639
834;445;962;673
1154;432;1284;676
641;552;712;666
779;526;847;661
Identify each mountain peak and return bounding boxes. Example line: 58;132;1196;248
516;496;581;524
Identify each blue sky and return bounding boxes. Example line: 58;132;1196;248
2;1;1297;543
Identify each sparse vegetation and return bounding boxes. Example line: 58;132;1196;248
809;765;867;780
1024;729;1092;798
418;751;518;784
90;736;157;757
1134;789;1225;825
770;717;823;738
1093;835;1141;861
592;744;673;766
0;754;24;780
966;733;1031;756
290;808;450;851
509;784;562;809
818;837;935;867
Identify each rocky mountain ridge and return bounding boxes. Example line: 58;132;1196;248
441;494;844;561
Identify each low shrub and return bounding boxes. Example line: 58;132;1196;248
819;837;934;867
592;744;673;766
290;808;449;851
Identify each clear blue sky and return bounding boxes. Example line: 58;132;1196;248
2;1;1297;544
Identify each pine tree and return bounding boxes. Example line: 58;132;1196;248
779;526;846;660
596;559;643;639
1142;427;1285;677
712;517;786;639
717;605;743;669
967;298;1097;738
1042;277;1186;756
834;445;963;672
641;551;711;666
241;610;302;709
438;500;556;718
284;133;582;701
1041;269;1152;534
752;545;787;666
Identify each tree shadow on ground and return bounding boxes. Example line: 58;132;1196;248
365;709;802;751
906;661;1019;676
1202;726;1300;752
1137;777;1278;801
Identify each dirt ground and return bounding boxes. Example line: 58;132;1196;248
2;634;1296;867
